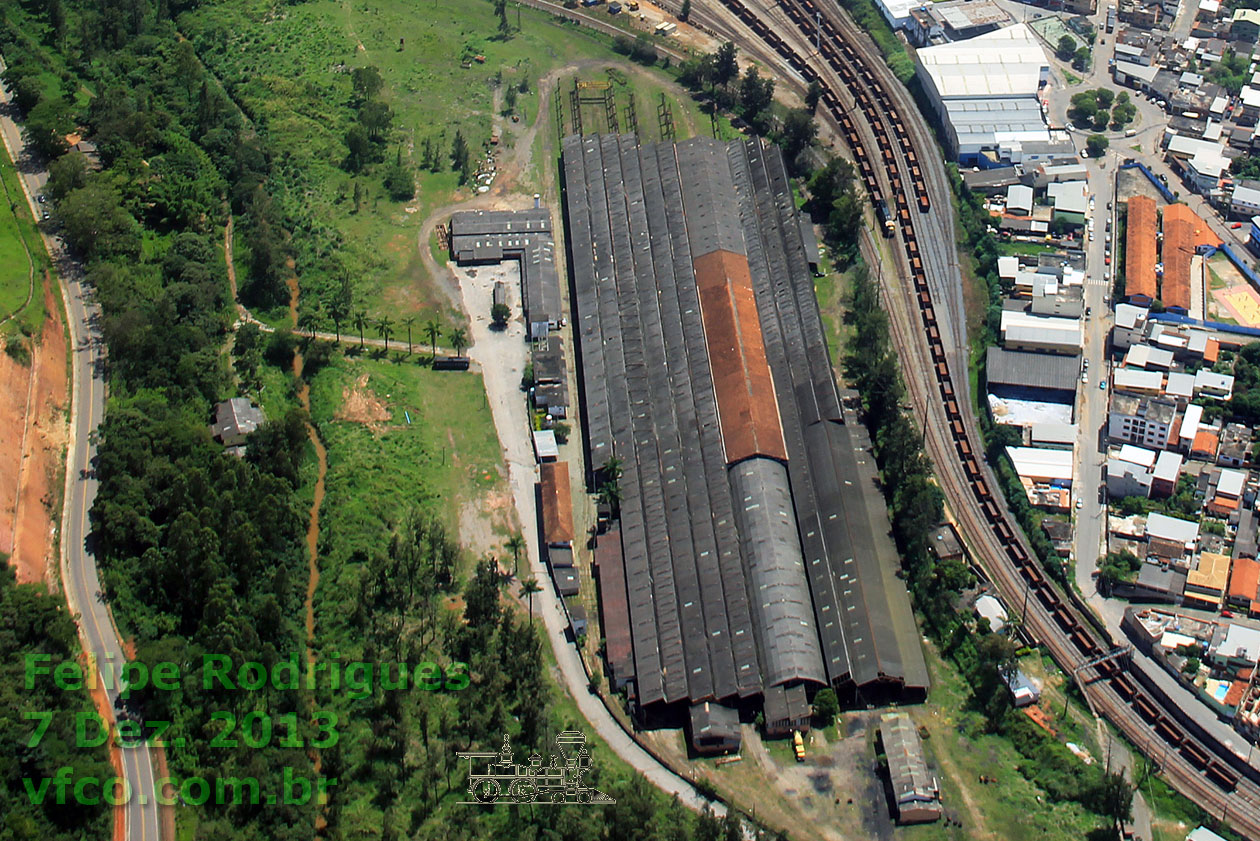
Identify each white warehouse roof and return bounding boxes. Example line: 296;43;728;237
1152;450;1183;483
1117;444;1158;468
1047;180;1088;214
1006;446;1075;482
917;24;1048;98
1218;468;1246;497
1165;371;1196;399
1112;368;1164;392
1146;512;1200;546
1031;422;1077;445
1180;403;1204;443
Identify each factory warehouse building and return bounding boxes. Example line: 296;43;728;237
561;133;929;722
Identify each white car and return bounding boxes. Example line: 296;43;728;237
1076;498;1084;510
1082;372;1089;385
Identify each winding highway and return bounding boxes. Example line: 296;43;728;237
0;59;162;841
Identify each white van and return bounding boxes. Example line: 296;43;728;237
1125;128;1137;137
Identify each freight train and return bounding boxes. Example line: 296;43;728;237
712;0;1246;801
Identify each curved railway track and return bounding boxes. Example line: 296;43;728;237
699;0;1260;832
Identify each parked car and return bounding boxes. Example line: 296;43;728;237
1232;222;1244;229
1100;379;1107;390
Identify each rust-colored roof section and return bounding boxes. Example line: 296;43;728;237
693;249;788;464
1209;496;1240;516
1230;557;1260;601
539;461;574;545
594;526;632;681
1126;196;1158;302
1161;204;1198;311
1193;428;1220;457
1226;680;1248;708
1205;338;1220;364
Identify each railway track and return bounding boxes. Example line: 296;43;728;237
697;0;1260;832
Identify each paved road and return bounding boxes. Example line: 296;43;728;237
451;263;738;822
0;61;162;841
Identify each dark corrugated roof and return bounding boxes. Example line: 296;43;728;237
561;133;925;710
986;346;1081;392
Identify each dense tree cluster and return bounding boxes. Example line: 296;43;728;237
0;566;113;841
677;41;819;172
845;261;1133;828
806;158;862;264
1;4;790;840
1229;341;1260;423
1210;47;1250;95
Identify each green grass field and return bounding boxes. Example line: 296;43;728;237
0;139;47;342
915;645;1105;841
181;0;710;338
306;347;505;570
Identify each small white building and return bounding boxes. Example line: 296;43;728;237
1000;310;1083;354
1165;371;1196;401
1007;184;1034;215
1147;512;1200;556
1112;304;1150;350
1109;394;1176;449
1232;183;1260;218
1178;403;1204;451
1112;367;1165;396
1194;369;1235;399
1124;344;1175;370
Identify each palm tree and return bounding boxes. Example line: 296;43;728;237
330;269;353;344
402;315;417;354
353;309;368;348
448;326;468;357
519;577;543;626
504;533;525;577
378;315;394;352
423;317;442;357
299;308;319;339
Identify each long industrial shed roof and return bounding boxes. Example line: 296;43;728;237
1126;196;1158;302
729;138;928;696
561;133;925;709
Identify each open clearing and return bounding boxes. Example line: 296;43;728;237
0;274;67;584
0;137;44;338
183;0;712;337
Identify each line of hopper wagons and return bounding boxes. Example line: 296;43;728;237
717;0;1245;797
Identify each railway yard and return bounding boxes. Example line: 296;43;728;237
673;0;1260;835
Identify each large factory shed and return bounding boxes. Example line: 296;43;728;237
561;133;928;718
449;208;560;339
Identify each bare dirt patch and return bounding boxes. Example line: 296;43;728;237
459;485;517;561
1;272;68;585
334;372;392;429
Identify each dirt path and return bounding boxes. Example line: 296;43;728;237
285;271;329;827
927;724;995;840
